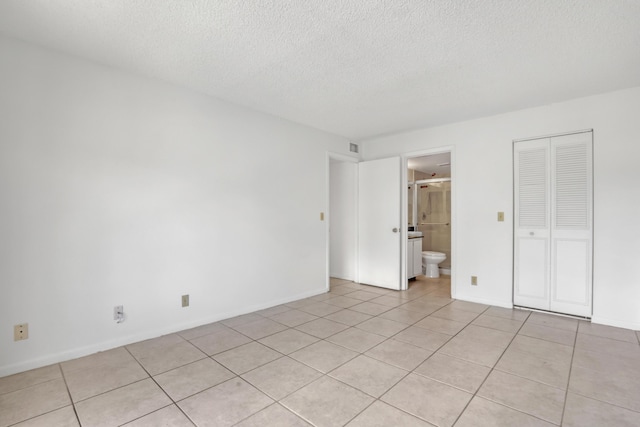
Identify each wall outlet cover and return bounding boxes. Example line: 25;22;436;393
471;276;478;286
14;323;29;341
182;294;189;307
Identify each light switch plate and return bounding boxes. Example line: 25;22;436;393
498;212;504;222
182;294;189;307
471;276;478;286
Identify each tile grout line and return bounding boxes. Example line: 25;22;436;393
558;323;580;426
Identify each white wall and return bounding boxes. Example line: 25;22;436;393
362;87;640;331
329;160;357;280
0;36;354;376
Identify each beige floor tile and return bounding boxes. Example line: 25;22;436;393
349;301;393;316
382;373;472;427
0;364;61;395
359;285;393;295
189;327;252;355
255;304;292;317
431;306;480;323
235;403;311;426
61;347;134;374
484;306;531;321
213;342;282;375
472;314;524;333
75;379;171;427
122;405;194;427
572;347;640;377
508;335;573;364
496;347;570;389
289;340;358;373
455;397;554;427
519;322;576;346
328;286;358;296
562;392;640;427
154;358;235;401
12;406;79;427
0;378;71;427
324;309;373;326
281;377;374;427
347;290;385;301
221;313;264;328
295;318;349;339
258;329;319;354
393;326;452;351
242;357;321;400
327;327;387;353
346;401;432;427
418;296;455;307
308;293;334;302
177;322;227;340
367;295;406;307
231;318;288;340
527;312;578;331
125;334;187;359
478;370;565;425
575;333;640;357
438;336;506;367
129;340;207;376
324;296;362;308
178;378;273;427
268;309;318;327
65;356;149;402
298;302;343;317
329;355;406;398
568;365;640;412
286;298;320;309
378;307;428;325
448;300;489;313
355;317;408;337
415;353;491;393
399;300;442;315
365;339;433;371
456;325;515;347
414;316;467;335
578;321;639;343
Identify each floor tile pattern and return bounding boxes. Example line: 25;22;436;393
1;275;639;426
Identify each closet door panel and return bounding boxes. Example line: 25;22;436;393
513;138;551;310
550;132;593;316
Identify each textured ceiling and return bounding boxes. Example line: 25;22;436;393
1;1;639;140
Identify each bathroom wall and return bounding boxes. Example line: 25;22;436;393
362;86;640;330
0;36;354;376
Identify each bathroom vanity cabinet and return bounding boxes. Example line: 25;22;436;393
407;237;423;279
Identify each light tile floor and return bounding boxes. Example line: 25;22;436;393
1;276;640;426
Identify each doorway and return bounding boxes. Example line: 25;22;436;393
403;148;455;297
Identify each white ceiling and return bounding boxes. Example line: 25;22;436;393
1;1;639;141
408;153;451;176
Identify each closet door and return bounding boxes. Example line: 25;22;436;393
549;132;593;316
514;139;551;310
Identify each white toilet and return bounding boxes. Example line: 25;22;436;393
422;251;447;278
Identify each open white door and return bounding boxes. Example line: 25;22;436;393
358;157;402;290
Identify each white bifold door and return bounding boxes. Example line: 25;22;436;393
514;131;593;317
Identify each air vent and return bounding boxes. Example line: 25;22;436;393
349;143;359;153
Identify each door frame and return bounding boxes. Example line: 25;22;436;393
402;146;456;297
326;152;359;291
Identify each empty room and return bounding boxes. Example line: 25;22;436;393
1;1;639;426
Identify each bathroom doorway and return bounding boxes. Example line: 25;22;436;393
404;149;455;296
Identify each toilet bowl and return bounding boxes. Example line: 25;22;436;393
422;251;447;278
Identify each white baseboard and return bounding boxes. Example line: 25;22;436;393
0;287;328;378
439;268;451;275
454;293;513;309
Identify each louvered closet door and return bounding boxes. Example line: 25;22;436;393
549;132;593;316
514;139;551;310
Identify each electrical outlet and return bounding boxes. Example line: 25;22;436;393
182;294;189;307
14;323;29;341
320;212;324;221
498;212;504;222
471;276;478;286
114;305;124;322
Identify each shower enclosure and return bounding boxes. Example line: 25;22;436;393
409;178;451;270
